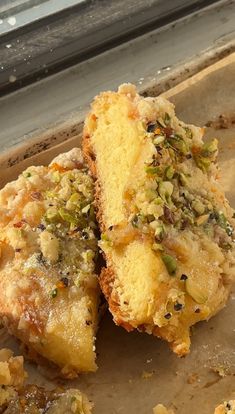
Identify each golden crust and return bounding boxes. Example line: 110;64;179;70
83;131;105;233
99;267;134;332
83;113;131;332
83;122;128;328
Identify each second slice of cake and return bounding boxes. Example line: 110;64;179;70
83;84;235;355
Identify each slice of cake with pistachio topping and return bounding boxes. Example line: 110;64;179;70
83;83;235;355
153;401;235;414
0;148;100;376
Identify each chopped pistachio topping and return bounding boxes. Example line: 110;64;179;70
152;242;164;252
145;166;160;175
22;166;98;297
23;171;32;178
194;139;218;171
184;126;193;139
165;165;175;180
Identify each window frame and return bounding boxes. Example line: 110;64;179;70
0;0;219;96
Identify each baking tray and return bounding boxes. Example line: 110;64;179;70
1;53;235;414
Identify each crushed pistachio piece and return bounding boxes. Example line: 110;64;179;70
196;214;209;226
45;206;59;221
51;170;61;183
131;214;142;228
184;126;193;139
154;135;165;145
82;204;91;214
194;139;218;172
215;211;234;236
165;165;175;180
101;233;109;242
178;172;188;186
158;181;174;204
162;254;177;275
146;189;158;201
167;134;189;155
23;171;32;178
201;138;218;157
59;208;77;225
192;200;205;215
154;223;165;235
152;243;164;251
164;112;171;126
145;166;160;175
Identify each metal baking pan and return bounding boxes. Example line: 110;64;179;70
1;52;235;414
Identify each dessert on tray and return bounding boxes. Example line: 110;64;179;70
83;83;235;355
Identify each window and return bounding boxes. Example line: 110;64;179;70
0;0;86;35
0;0;217;96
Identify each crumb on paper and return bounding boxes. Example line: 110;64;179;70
142;370;155;379
153;404;174;414
187;372;199;384
0;348;27;387
146;358;152;364
212;365;228;378
205;113;235;130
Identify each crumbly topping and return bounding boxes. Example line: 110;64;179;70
99;93;235;328
0;149;99;374
125;110;234;258
0;150;98;307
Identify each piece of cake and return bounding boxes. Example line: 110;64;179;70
83;83;235;355
0;148;100;376
0;348;92;413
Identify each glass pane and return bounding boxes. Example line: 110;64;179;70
0;0;86;35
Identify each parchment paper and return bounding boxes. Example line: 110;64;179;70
1;55;235;414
